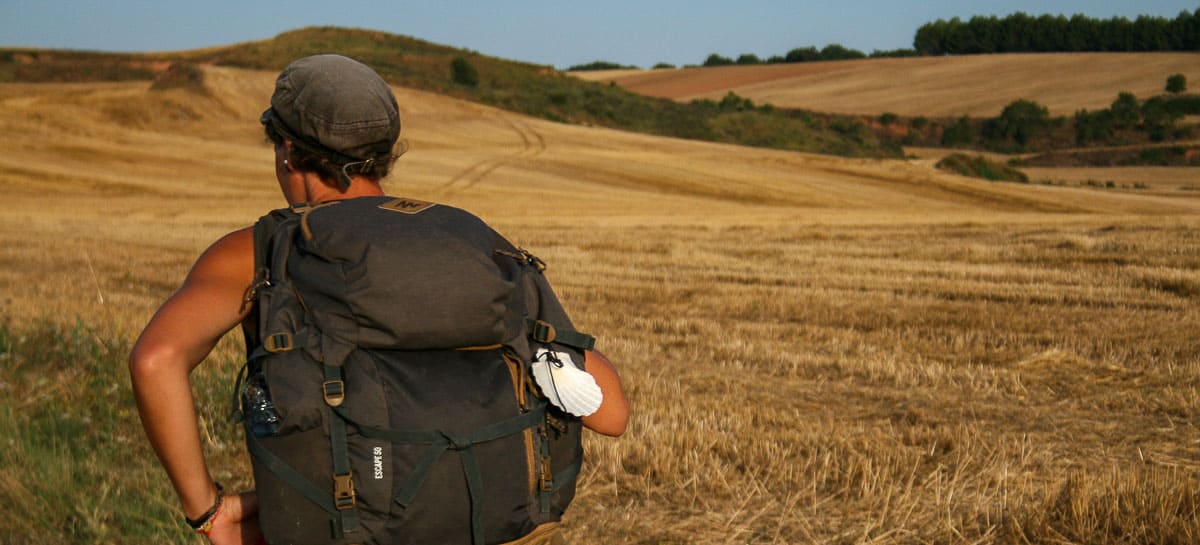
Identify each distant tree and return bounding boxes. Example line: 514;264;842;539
869;48;920;58
912;10;1200;54
819;44;866;61
1140;96;1183;141
703;53;735;67
765;55;787;64
987;99;1050;147
1166;73;1187;94
784;46;820;63
941;115;974;146
1110;92;1140;129
1073;108;1114;144
450;56;478;87
567;60;637;71
735;53;762;65
652;62;675;69
718;91;754;111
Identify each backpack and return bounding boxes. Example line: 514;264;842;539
234;196;595;545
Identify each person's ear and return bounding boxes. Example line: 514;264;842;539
282;141;295;171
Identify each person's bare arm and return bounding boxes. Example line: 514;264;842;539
129;227;257;541
580;350;629;436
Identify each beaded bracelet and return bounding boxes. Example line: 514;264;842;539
184;482;226;535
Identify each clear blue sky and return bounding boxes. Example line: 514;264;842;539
1;1;1195;69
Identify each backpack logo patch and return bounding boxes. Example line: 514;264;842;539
373;446;385;480
379;197;436;215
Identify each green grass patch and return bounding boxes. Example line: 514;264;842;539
935;153;1029;183
0;320;245;544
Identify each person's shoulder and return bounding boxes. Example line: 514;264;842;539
187;227;254;283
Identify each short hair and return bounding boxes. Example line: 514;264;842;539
264;122;404;185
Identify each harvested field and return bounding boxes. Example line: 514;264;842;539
2;63;1199;544
574;53;1200;117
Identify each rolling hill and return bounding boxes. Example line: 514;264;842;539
0;27;900;159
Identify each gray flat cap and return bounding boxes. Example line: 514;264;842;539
261;54;400;163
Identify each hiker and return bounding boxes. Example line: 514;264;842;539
129;54;629;545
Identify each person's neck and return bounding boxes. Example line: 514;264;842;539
301;175;386;205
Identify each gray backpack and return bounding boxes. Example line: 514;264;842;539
235;196;594;545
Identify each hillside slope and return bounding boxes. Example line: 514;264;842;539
0;27;899;159
575;53;1200;117
2;64;1194;234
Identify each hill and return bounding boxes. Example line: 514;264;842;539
574;53;1200;117
0;27;899;158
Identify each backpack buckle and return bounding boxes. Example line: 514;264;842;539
530;320;556;343
323;380;346;407
333;473;356;510
264;332;293;353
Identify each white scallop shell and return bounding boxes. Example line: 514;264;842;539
531;348;603;417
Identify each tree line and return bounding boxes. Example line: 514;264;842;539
928;74;1196;153
567;10;1199;71
914;10;1200;55
700;44;917;68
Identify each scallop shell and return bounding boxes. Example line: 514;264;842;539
531;348;603;417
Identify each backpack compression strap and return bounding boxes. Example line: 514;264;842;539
335;404;548;545
525;319;595;351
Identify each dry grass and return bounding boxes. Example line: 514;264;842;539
575;53;1200;117
2;64;1199;544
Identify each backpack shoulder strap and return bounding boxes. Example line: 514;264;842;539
242;207;301;357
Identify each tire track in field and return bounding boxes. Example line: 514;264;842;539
440;117;545;194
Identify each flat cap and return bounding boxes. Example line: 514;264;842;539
261;54;400;163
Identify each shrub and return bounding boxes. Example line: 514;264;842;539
703;54;735;67
784;47;820;63
718;91;754;111
1111;92;1140;128
869;48;920;58
987;99;1051;148
1166;73;1187;94
819;44;866;61
567;60;636;71
936;153;1030;183
1074;108;1114;145
652;62;675;69
450;56;478;87
1140;96;1183;142
735;53;762;65
879;112;899;125
941;116;975;147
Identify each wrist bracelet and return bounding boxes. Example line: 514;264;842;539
185;482;225;535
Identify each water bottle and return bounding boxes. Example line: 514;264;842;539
243;374;282;437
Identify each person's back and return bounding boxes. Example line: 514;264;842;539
129;54;628;545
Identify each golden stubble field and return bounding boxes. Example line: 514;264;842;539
1;64;1199;544
575;53;1200;117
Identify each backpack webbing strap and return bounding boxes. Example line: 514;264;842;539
525;319;596;351
324;364;359;537
246;330;310;362
245;433;338;515
245;421;359;539
336;405;547;545
552;456;582;493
